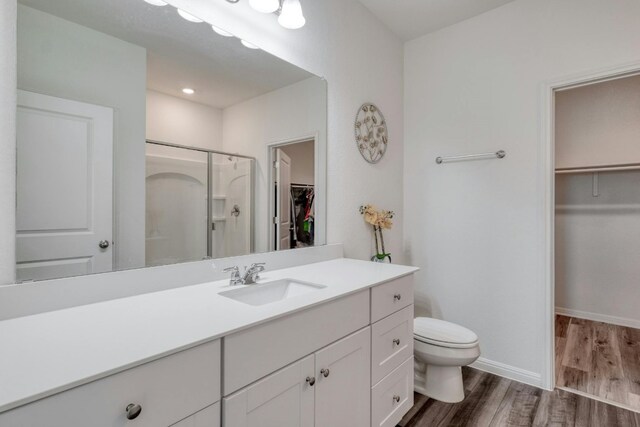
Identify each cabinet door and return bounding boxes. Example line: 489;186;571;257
223;355;315;427
315;327;371;427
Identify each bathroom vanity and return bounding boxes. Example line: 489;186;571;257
0;258;417;426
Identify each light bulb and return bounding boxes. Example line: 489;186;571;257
211;25;233;37
143;0;168;5
177;9;203;23
248;0;280;13
182;88;195;95
241;40;259;50
278;0;305;29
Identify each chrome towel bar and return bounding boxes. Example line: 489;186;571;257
436;150;506;164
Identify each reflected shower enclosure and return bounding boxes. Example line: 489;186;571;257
145;142;254;267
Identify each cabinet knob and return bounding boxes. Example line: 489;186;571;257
306;376;316;386
393;338;400;346
393;395;401;403
393;294;401;301
125;403;142;420
320;368;330;378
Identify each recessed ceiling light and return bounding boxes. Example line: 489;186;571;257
241;40;259;50
143;0;168;6
182;88;195;95
177;9;203;23
211;25;233;37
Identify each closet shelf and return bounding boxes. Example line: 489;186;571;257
555;163;640;174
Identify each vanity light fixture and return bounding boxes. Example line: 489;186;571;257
177;9;204;23
241;40;260;49
182;88;195;95
212;25;234;37
249;0;280;14
278;0;306;29
143;0;168;6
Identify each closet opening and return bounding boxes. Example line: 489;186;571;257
551;72;640;411
267;136;317;251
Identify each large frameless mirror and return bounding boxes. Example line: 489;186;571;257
15;0;327;282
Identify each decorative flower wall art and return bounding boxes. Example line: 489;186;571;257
355;103;388;163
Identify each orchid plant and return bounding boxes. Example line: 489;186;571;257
359;204;394;262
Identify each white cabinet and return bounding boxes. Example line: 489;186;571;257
0;340;221;427
224;327;371;427
371;357;414;427
316;327;371;427
223;355;315;427
224;290;369;395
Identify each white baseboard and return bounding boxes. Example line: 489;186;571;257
555;307;640;329
470;357;542;388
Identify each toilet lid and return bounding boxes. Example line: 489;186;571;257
413;317;478;346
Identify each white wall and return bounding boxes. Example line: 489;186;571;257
556;172;640;328
555;74;640;169
222;77;326;253
17;5;147;272
404;0;640;385
147;90;223;151
168;0;405;263
282;140;315;185
0;0;17;285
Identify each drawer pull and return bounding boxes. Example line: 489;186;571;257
393;294;401;301
306;376;316;386
125;403;142;420
393;395;401;404
393;338;401;346
321;368;330;378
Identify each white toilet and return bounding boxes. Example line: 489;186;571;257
413;317;480;403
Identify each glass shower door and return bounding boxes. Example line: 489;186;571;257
145;144;209;266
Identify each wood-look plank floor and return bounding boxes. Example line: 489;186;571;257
398;367;640;426
555;315;640;412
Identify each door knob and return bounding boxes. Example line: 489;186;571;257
125;403;142;420
99;240;110;249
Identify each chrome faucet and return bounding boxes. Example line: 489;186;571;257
223;266;243;286
223;263;266;286
242;263;266;285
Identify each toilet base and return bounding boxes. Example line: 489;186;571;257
414;365;465;403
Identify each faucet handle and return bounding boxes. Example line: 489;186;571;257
224;266;240;274
249;262;266;272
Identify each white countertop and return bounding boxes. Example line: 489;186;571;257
0;258;418;413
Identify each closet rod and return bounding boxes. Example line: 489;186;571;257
555;163;640;174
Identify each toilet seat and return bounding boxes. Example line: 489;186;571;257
414;317;479;349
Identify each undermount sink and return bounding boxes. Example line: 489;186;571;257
219;278;326;306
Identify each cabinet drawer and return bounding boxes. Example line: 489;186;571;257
0;340;221;427
371;275;414;323
223;290;369;395
171;402;219;427
371;305;414;385
371;356;414;427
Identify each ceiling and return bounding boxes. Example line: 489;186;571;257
19;0;315;109
358;0;516;41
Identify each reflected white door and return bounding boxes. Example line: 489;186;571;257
16;90;114;281
276;149;292;250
